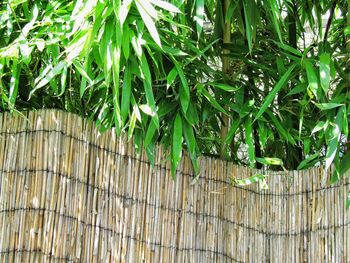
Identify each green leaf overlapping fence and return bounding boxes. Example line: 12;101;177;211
0;110;349;262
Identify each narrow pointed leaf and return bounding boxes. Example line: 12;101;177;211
121;64;132;123
254;64;296;122
171;113;183;178
245;115;256;168
135;0;162;47
319;53;331;93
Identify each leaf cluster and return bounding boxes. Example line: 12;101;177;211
0;0;349;187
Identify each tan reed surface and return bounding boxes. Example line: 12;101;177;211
0;110;349;262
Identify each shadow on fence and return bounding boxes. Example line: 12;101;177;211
0;110;349;262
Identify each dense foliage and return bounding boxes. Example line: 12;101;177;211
0;1;349;184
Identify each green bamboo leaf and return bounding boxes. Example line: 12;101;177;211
185;101;199;126
112;42;122;135
266;109;296;145
135;0;162;48
137;0;158;19
345;26;350;36
119;0;133;26
128;95;141;140
31;61;67;96
139;104;156;116
195;0;204;35
171;113;183;178
166;67;178;89
315;103;343;110
144;120;157;147
73;61;91;83
224;118;240;145
304;60;319;99
286;83;307;97
338;151;350;177
257;121;268;147
233;174;267;187
158;101;177;117
201;87;228;115
131;95;142;122
8;59;19;108
130;30;143;59
244;115;256;168
65;29;90;63
267;0;283;42
171;57;189;113
272;41;302;57
254;64;296;122
343;106;348;137
319;53;331;93
100;20;114;79
121;64;132;124
122;24;130;60
325;107;344;171
312;121;327;134
208;82;241;92
59;65;68;96
150;0;181;13
297;153;320;170
72;61;92;98
182;118;196;157
256;157;283;166
146;142;155;166
128;110;137;141
140;53;158;128
243;0;254;51
9;0;27;8
225;1;239;23
22;4;38;37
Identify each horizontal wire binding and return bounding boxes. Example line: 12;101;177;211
0;249;70;262
1;169;349;236
0;129;347;197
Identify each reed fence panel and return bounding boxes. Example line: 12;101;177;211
0;110;349;262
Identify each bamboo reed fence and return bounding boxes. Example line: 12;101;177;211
0;110;349;262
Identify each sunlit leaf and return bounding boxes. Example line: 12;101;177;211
9;59;20;108
319;53;331;93
256;157;283;166
32;61;67;96
195;0;204;35
150;0;181;13
135;0;162;48
325;107;344;171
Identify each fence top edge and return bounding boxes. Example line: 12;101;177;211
0;109;347;185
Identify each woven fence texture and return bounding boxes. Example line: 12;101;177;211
0;110;349;262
